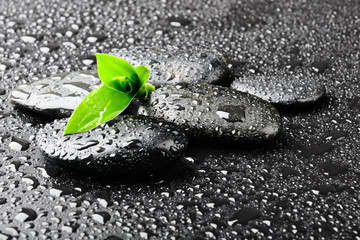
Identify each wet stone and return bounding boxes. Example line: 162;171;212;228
110;46;229;87
230;74;326;105
138;83;281;142
9;70;100;118
36;115;188;175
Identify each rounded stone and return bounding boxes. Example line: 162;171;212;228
110;46;229;87
230;74;326;105
9;70;100;118
138;82;281;142
36;115;188;175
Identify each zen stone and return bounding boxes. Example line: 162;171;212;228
138;83;281;142
36;115;188;175
110;46;229;87
230;74;326;105
9;70;100;118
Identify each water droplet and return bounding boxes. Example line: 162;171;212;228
62;42;77;49
124;139;143;149
92;211;111;224
22;176;40;189
49;185;74;197
61;222;80;233
15;208;37;222
217;105;246;122
9;137;30;151
76;140;99;151
21;35;37;43
229;207;261;226
87;35;107;43
3;227;19;237
168;16;192;27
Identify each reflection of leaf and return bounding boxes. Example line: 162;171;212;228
64;54;155;135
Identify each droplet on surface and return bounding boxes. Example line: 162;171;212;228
15;208;37;222
21;35;37;43
229;207;261;225
9;137;30;151
92;211;111;224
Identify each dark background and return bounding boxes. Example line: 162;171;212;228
0;0;359;239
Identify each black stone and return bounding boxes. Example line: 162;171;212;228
138;83;281;142
230;73;326;105
9;70;100;118
110;46;229;87
36;115;188;175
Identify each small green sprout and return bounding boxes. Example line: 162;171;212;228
64;54;155;135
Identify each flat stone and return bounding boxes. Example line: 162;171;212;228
110;46;229;87
9;70;100;118
230;74;326;105
36;115;188;175
137;83;281;142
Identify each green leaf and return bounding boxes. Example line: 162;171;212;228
135;83;156;100
64;84;134;135
64;54;156;135
96;53;138;92
135;65;150;85
111;76;137;95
